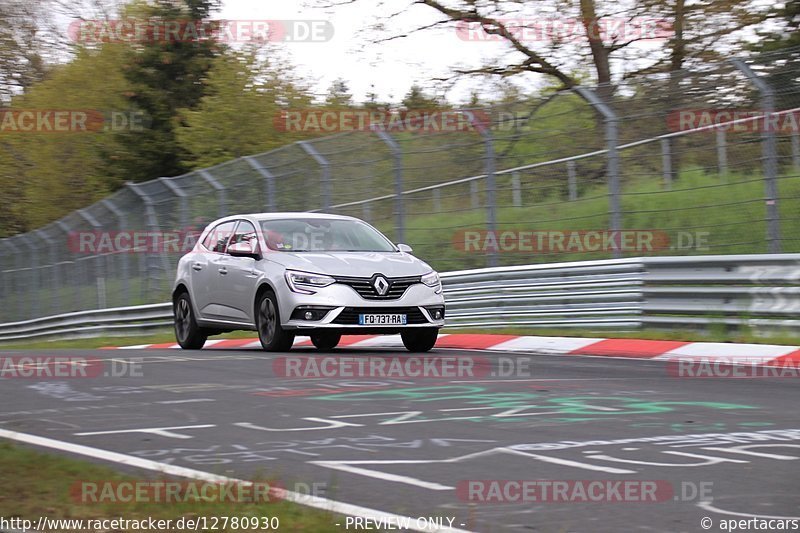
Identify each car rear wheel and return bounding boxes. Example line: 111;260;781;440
401;328;439;352
256;290;295;352
174;292;208;350
311;332;341;351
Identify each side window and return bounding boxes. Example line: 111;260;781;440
229;221;258;249
201;221;236;253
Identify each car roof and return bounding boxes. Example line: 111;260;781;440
211;212;360;224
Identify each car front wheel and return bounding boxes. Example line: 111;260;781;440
256;290;295;352
311;332;341;351
401;328;439;352
174;292;208;350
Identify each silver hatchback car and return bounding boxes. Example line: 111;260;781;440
172;213;445;352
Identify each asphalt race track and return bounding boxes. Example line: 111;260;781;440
0;344;798;532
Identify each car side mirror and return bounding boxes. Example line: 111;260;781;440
397;243;413;253
228;241;261;260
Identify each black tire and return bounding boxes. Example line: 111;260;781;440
401;328;439;353
256;290;295;352
174;292;208;350
311;332;341;351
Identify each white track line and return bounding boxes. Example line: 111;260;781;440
0;428;474;533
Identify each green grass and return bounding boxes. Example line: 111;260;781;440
0;442;349;532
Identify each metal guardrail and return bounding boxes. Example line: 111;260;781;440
0;254;798;343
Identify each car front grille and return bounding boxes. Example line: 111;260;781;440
333;275;421;300
332;307;429;325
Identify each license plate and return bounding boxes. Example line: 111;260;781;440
359;314;407;325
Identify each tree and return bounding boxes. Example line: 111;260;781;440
401;84;440;110
0;0;50;104
0;43;135;231
325;78;353;107
177;48;314;168
114;0;222;182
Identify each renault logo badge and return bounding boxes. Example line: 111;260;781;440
372;275;390;296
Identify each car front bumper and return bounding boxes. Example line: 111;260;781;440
279;283;445;330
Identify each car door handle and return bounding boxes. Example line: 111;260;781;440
192;263;203;271
218;267;228;275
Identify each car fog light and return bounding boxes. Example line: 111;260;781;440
433;310;442;319
305;311;315;320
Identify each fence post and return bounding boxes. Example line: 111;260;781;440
298;141;332;212
78;208;106;309
660;138;672;190
128;182;166;302
17;238;42;318
731;58;781;254
244;156;276;212
792;131;800;170
574;86;621;258
56;219;80;313
716;129;728;175
159;177;189;230
465;111;498;268
511;172;522;207
35;229;59;316
0;239;20;320
198;170;228;218
567;161;578;200
371;127;405;243
101;199;130;307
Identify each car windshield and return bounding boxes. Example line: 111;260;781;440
260;218;396;252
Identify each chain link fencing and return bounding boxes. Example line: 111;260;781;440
2;47;800;323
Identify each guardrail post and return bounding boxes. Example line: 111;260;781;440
660;138;672;190
198;170;228;218
574;86;621;258
731;58;781;254
465;111;498;268
716;129;728;175
298;141;332;212
101;199;130;307
244;156;276;212
567;161;578;200
371;127;405;243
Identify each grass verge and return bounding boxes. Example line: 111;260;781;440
0;441;351;532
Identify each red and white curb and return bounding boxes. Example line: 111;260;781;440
103;334;800;366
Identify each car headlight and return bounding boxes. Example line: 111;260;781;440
421;271;442;294
285;270;336;294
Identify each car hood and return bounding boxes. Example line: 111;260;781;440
265;252;433;277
